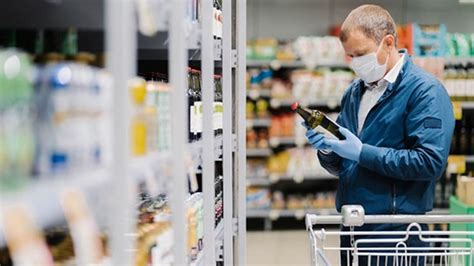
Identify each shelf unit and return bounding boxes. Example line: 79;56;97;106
247;59;348;69
247;208;338;219
0;0;246;265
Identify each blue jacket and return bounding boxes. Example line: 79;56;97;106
318;54;455;215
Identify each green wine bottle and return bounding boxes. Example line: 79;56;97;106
291;102;345;140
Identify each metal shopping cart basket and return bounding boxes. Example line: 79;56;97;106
305;205;474;266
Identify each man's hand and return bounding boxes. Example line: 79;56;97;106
323;127;362;162
302;122;330;150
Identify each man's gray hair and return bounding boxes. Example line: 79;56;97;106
340;4;397;46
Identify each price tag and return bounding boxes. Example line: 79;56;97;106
249;90;259;100
269;137;280;147
295;210;305;220
452;101;462;120
270;60;282;70
328;99;339;110
246;120;253;128
269;173;280;183
270;99;281;108
269;209;280;220
448;155;466;174
293;171;304;184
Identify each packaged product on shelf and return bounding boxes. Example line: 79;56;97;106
247;159;268;179
246;128;258;149
412;24;447;57
246;100;256;119
443;62;474;101
457;175;474;205
255;99;270;119
246;187;271;209
130;78;149;156
34;62;112;175
291;68;353;105
252;38;278;60
267;151;290;175
257;129;269;149
292;36;345;68
272;191;285;209
2;206;54;265
270;79;292;100
61;189;104;265
0;49;34;189
276;40;297;61
269;113;294;138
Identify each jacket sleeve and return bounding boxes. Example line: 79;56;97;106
317;150;342;176
358;83;455;181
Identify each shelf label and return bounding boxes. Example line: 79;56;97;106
269;209;280;220
452;101;462;120
270;99;281;108
270;60;282;70
293;171;304;183
269;137;280;147
269;173;280;183
448;155;466;174
248;90;259;100
294;210;305;220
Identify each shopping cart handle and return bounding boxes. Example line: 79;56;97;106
305;205;364;229
305;205;474;229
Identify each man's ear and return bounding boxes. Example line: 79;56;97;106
384;35;396;49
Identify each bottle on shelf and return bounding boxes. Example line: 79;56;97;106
214;74;223;136
129;77;148;156
291;102;345;140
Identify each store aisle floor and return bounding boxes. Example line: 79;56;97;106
246;230;339;265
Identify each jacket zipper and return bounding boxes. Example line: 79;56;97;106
391;184;397;214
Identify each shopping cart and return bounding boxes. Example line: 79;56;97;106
306;205;474;266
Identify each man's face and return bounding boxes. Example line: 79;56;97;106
342;30;388;65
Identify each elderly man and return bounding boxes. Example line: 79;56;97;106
303;4;454;265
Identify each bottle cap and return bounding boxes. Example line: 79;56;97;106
291;102;299;111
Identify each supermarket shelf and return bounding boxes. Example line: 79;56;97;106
138;34;222;61
461;102;474;109
247;174;337;185
0;169;111;246
247;59;348;69
428;208;450;215
443;57;474;64
247;148;272;157
269;136;301;147
247;89;272;99
215;220;224;241
269;173;337;182
247;208;338;219
269;98;340;109
0;1;104;29
246;118;271;128
247;178;271;186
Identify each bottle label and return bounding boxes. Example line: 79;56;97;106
195;101;203;133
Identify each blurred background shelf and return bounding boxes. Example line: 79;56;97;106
247;149;273;157
246;118;271;128
246;59;348;69
0;169;111;246
246;208;337;219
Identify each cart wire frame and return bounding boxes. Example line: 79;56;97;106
306;205;474;266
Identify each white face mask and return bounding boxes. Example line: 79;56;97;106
349;41;389;84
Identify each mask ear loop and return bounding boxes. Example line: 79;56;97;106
377;37;391;65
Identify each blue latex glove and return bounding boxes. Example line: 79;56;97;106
323;127;362;162
302;122;330;150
